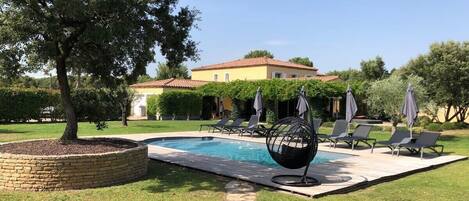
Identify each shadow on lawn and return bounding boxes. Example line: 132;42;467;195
142;160;226;194
0;129;25;134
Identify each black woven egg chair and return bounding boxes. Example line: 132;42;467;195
266;117;320;187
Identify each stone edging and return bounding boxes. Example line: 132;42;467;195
0;138;148;191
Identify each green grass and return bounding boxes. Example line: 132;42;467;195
0;160;227;201
1;121;468;200
0;120;215;142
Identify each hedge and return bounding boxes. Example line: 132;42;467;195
0;88;120;123
156;90;202;116
0;88;56;122
146;95;158;117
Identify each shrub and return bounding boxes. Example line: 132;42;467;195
416;116;432;127
157;90;202;117
441;122;468;130
266;109;277;124
425;123;443;132
0;88;55;122
146;95;159;117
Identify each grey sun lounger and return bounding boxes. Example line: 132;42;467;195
330;124;375;150
312;118;322;135
397;131;444;159
199;117;229;132
235;115;267;136
220;118;244;134
317;119;348;143
371;130;411;154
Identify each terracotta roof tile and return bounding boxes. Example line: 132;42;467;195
191;57;318;71
130;78;208;89
284;75;341;82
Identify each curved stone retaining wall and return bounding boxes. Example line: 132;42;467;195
0;139;148;191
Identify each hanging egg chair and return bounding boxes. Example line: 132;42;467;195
266;117;320;187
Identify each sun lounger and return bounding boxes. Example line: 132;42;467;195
331;124;375;150
312;118;322;134
317;120;348;143
371;130;411;154
397;131;444;159
235;115;268;136
199;117;229;132
220;118;244;134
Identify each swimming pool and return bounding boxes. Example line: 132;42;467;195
147;137;352;168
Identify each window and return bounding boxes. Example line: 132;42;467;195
272;72;283;79
305;74;313;78
291;74;298;78
213;74;218;81
224;73;230;82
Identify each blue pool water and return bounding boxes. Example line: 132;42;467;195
148;137;351;167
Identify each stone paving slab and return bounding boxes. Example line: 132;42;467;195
110;132;467;198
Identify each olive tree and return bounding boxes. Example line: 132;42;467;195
366;75;427;132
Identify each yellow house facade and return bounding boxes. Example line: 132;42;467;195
191;57;319;82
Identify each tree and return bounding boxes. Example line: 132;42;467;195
366;75;427;132
156;63;189;80
111;84;135;127
360;56;388;81
288;57;313;67
326;68;364;81
244;50;274;59
1;0;199;140
403;41;469;122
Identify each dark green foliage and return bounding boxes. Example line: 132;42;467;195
441;122;468;130
425;123;443;132
266;109;277;124
230;99;241;120
326;68;364;81
360;56;388;81
416;116;433;127
244;50;274;59
155;63;189;80
402;41;469;122
197;79;348;102
288;57;314;67
0;88;54;122
146;96;159;117
0;88;119;125
157;91;202;117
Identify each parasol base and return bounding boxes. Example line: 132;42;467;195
271;175;321;187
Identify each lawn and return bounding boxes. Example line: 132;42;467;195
0;121;468;201
0;120;215;142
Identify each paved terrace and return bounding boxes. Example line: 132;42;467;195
109;132;467;198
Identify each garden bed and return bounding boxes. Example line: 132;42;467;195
0;138;148;191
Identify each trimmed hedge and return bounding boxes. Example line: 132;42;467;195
146;95;159;117
0;88;57;122
0;88;120;123
156;90;202;117
425;123;443;131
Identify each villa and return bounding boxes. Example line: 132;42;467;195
130;57;340;119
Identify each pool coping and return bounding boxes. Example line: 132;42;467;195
110;132;467;198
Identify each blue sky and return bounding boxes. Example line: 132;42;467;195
146;0;469;76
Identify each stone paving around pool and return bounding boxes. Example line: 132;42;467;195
107;132;467;198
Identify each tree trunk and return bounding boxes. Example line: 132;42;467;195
75;66;82;89
56;56;78;141
121;103;128;126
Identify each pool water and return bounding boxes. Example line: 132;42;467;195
148;137;351;168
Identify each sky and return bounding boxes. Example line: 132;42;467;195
145;0;469;76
